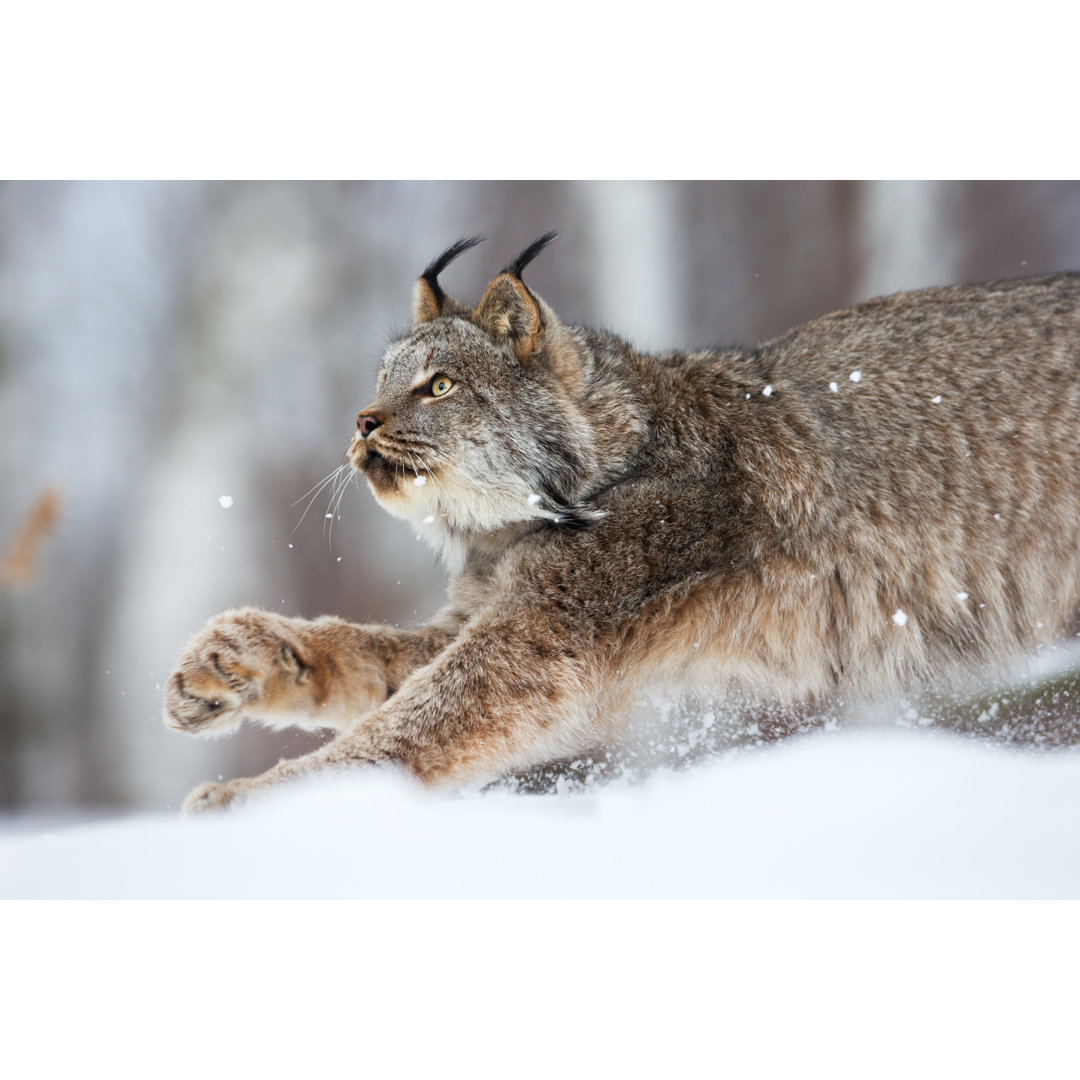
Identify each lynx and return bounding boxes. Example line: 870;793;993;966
166;234;1080;812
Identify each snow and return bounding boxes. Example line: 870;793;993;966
217;494;233;508
528;493;542;505
413;475;427;487
762;385;773;397
931;395;943;403
829;381;839;392
957;591;969;600
2;729;1079;898
849;370;862;383
892;608;908;626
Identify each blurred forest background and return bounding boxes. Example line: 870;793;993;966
2;180;1080;812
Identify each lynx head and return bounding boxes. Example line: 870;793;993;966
350;233;606;560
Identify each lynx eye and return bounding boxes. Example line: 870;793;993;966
429;374;454;397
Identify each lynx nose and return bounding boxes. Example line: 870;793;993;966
357;413;383;438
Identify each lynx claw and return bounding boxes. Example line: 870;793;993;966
182;779;246;814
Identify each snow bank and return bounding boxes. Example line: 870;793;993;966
2;729;1079;898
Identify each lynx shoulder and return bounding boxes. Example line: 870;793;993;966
165;236;1080;811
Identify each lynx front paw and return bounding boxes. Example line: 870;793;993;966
182;779;246;814
165;608;313;736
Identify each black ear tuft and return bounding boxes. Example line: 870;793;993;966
421;236;485;309
503;231;558;281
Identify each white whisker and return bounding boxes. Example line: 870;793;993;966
293;465;347;532
326;464;357;548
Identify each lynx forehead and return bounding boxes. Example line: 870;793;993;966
166;234;1080;813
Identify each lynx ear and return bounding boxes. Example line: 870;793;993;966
474;274;544;358
474;231;557;361
412;236;484;325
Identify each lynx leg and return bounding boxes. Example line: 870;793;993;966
182;733;383;813
166;607;453;737
369;617;602;785
181;607;610;812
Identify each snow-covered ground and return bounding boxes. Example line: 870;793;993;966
3;727;1079;898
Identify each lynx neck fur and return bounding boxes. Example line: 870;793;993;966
166;233;1080;812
